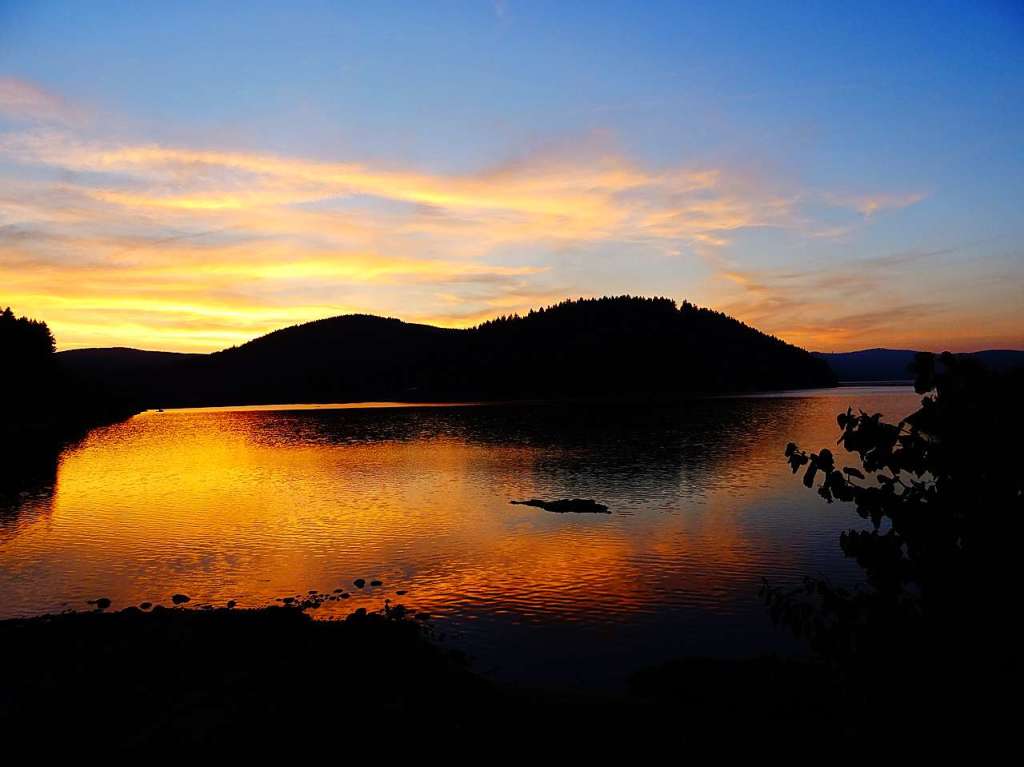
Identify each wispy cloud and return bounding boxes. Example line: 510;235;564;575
0;130;797;246
708;244;1024;352
0;77;81;125
825;190;927;217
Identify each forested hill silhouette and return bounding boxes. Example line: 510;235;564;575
58;297;836;408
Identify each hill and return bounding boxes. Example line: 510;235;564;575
815;348;1024;382
56;297;835;407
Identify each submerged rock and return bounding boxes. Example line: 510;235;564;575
353;579;366;589
370;580;382;587
510;498;610;514
171;594;191;605
92;597;112;610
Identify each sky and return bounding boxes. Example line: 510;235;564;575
1;1;1022;353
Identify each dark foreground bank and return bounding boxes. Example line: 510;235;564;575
0;602;970;753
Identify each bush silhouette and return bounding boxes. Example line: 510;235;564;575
767;351;1022;732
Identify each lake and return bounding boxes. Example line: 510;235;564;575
0;386;918;690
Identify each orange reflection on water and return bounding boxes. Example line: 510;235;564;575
0;391;920;647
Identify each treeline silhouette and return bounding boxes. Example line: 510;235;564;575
2;306;64;439
59;296;836;408
1;307;137;442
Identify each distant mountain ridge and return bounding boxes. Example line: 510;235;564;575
814;348;1024;382
58;296;835;408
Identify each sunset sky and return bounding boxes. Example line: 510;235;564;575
1;1;1022;353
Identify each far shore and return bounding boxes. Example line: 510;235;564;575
138;383;918;416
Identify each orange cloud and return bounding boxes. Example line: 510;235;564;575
707;250;1024;352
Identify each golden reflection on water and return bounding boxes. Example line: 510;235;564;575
0;389;920;671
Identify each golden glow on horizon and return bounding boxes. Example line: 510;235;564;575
1;77;1019;353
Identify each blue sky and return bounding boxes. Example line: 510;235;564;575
1;1;1021;351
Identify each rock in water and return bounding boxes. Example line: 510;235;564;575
171;593;190;605
510;498;610;514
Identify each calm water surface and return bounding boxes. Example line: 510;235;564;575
0;387;918;690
